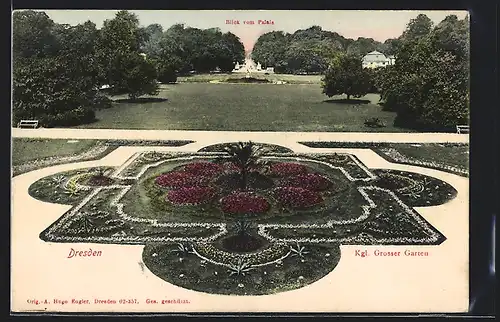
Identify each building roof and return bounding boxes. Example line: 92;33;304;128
362;51;388;63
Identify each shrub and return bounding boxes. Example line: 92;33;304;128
226;77;269;83
38;107;96;128
167;186;216;205
269;162;308;177
220;192;270;214
274;186;323;208
183;162;224;178
155;171;210;188
278;173;332;191
158;64;177;84
91;92;113;110
364;117;386;128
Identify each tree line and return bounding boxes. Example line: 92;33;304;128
320;14;469;132
12;10;246;127
251;26;401;74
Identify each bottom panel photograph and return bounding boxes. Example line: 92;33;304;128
11;136;469;313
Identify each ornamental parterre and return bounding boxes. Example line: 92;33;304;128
33;142;458;296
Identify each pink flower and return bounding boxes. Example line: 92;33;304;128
269;162;308;176
278;173;332;191
274;187;323;208
220;192;270;214
155;171;210;188
183;162;223;178
167;186;216;205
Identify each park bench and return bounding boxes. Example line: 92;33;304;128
456;125;469;134
17;120;39;129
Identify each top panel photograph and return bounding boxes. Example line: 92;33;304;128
12;9;469;134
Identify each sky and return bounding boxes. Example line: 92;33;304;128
33;10;469;51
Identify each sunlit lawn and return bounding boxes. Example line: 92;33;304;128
76;83;411;132
12;138;98;166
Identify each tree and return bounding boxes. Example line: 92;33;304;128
52;21;101;90
383;38;403;56
401;14;434;42
284;41;329;74
12;10;58;60
96;11;159;99
12;12;102;127
221;32;246;70
321;55;372;100
138;23;164;50
251;31;290;69
107;52;160;100
346;37;382;57
13;56;96;127
96;10;142;84
378;14;469;131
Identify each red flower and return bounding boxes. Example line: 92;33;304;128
279;173;332;191
183;162;223;178
269;162;308;176
155;171;210;188
220;192;270;214
274;187;323;208
167;186;216;205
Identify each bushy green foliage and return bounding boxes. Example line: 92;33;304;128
143;24;245;74
12;10;100;127
97;11;159;99
377;14;469;131
251;26;387;75
321;55;372;99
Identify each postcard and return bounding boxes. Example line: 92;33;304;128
11;9;470;313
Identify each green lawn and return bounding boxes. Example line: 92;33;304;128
177;73;322;84
77;83;410;132
382;143;469;170
12;138;99;166
299;141;469;174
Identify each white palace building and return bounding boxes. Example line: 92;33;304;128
362;51;395;69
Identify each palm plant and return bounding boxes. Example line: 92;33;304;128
64;184;81;197
52;175;66;185
224;141;265;190
290;242;309;258
227;258;255;276
233;219;252;237
72;212;97;235
171;242;193;257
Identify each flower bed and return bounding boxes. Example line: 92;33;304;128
198;142;293;154
167;186;217;205
220;192;270;214
221;162;242;173
278;173;332;191
274;187;323;209
269;162;308;177
183;162;224;178
86;175;114;186
155;171;210;188
194;241;290;266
